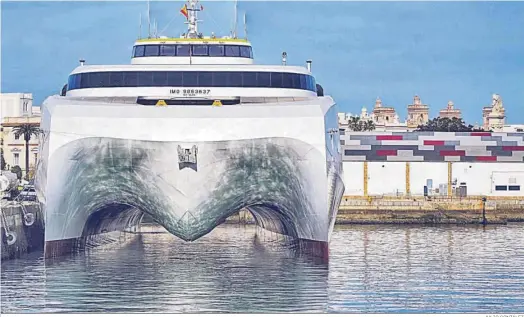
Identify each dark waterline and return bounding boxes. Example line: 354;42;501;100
2;224;524;313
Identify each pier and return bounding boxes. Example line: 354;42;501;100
337;195;524;224
2;196;523;260
1;201;44;260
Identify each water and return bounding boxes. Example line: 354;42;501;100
2;224;524;313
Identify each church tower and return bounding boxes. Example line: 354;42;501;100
407;95;429;129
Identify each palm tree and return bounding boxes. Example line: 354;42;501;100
348;116;376;132
11;124;40;178
348;116;363;131
362;120;375;131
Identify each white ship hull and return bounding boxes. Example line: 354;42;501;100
36;96;344;258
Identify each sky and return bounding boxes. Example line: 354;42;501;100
1;1;524;125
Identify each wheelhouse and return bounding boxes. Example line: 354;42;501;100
131;38;254;65
132;41;253;59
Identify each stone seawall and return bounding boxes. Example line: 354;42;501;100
337;196;524;224
224;196;524;225
2;196;522;260
1;202;44;260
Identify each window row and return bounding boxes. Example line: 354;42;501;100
495;185;521;191
132;44;253;58
67;71;317;91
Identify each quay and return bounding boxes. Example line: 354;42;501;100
1;201;43;260
2;196;523;260
337;195;524;224
225;196;524;225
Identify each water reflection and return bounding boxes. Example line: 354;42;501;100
2;225;329;313
327;224;524;313
2;224;524;313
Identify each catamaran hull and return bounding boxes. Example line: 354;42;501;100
36;96;344;258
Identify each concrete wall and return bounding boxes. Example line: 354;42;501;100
341;131;524;197
342;161;524;197
1;203;44;260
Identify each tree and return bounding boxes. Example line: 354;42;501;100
11;124;40;178
347;116;375;132
11;165;22;180
416;117;490;132
0;148;5;171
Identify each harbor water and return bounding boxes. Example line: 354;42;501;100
2;223;524;313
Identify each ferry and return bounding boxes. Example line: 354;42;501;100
35;0;345;258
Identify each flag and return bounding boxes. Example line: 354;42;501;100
180;4;188;19
200;4;204;10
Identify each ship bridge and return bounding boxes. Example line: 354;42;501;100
131;0;253;66
131;38;254;65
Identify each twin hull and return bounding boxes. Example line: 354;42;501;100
35;96;344;257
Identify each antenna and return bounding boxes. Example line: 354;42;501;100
139;12;142;39
243;12;247;40
185;0;202;38
233;0;238;38
147;0;151;38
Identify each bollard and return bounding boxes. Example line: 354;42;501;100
481;197;487;226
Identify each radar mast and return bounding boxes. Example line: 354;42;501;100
183;0;202;39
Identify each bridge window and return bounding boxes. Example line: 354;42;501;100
192;45;208;56
160;45;176;56
240;46;252;58
134;45;145;57
144;45;159;57
225;45;240;57
133;44;253;59
177;45;191;56
209;45;225;57
67;71;317;92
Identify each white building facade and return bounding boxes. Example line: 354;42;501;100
1;93;41;173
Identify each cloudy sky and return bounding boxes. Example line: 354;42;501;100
1;1;523;124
